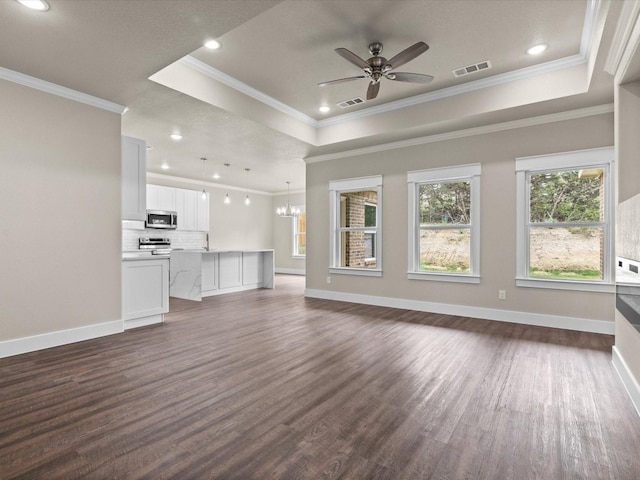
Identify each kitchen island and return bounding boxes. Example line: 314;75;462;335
170;249;275;301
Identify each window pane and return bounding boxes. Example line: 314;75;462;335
340;190;378;227
296;233;306;256
339;231;377;268
529;226;603;280
419;229;470;273
419;181;470;225
529;169;603;223
297;212;306;234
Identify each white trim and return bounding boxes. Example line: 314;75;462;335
604;0;640;75
305;104;614;164
202;283;266;297
612;346;640;418
329;175;383;191
515;145;615;171
516;278;615;293
407;163;481;182
124;315;163;330
304;289;614;334
0;320;124;359
180;56;318;127
0;66;126;114
275;268;306;275
407;272;480;284
329;267;382;277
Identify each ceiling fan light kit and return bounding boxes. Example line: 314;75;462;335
319;41;434;100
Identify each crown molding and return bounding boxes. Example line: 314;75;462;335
180;56;318;127
147;171;273;195
605;0;640;75
304;104;614;163
0;66;126;114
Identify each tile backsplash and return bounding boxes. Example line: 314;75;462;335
122;223;207;251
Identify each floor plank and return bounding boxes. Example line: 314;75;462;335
1;274;639;479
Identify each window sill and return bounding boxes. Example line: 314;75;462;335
516;277;615;293
291;255;306;260
329;267;382;277
408;272;480;284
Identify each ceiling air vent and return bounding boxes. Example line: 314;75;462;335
337;97;365;109
453;60;492;77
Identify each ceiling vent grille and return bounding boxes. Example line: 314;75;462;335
337;97;365;109
453;60;492;77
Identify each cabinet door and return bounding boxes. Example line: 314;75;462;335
243;252;263;285
147;185;176;212
197;192;210;232
121;136;146;220
219;252;242;289
176;188;198;231
201;253;217;292
122;259;169;320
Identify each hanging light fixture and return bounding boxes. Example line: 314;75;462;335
244;168;251;206
277;181;300;217
200;157;207;199
223;163;231;204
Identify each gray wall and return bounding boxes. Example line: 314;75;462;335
306;113;615;323
272;191;305;273
0;79;122;342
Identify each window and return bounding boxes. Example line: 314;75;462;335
329;176;382;276
292;208;306;257
407;164;480;283
515;147;614;292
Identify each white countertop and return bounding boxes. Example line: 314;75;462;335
122;251;171;261
172;248;275;253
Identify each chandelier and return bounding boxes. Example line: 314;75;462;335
276;181;299;217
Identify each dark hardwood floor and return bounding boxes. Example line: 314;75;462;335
1;274;639;479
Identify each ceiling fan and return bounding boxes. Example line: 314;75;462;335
318;41;434;100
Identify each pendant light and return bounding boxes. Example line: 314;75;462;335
223;163;231;204
244;168;251;206
200;157;207;199
277;181;299;217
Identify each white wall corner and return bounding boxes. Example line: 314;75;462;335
0;320;124;359
304;288;615;335
612;345;640;417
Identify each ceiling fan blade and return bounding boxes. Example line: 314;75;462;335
335;47;370;70
318;76;366;87
385;41;429;70
388;72;434;84
366;81;380;100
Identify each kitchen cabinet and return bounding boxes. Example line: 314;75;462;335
170;250;275;301
176;188;198;231
121;136;146;221
197;192;210;232
146;184;176;212
122;257;169;329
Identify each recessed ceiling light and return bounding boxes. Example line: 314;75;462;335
526;43;548;55
16;0;50;11
204;39;221;50
319;105;330;113
161;163;169;170
170;133;182;141
212;173;220;179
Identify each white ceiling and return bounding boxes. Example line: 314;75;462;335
0;0;622;194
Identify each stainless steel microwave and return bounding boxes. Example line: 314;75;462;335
146;210;178;229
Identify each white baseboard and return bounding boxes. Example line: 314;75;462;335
304;289;615;335
124;314;164;330
275;268;306;275
612;346;640;418
202;283;265;297
0;320;124;359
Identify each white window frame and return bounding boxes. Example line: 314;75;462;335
407;164;481;284
329;175;383;277
292;206;306;258
515;146;615;293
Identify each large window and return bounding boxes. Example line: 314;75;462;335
292;209;306;257
329;176;382;276
515;147;614;292
408;164;480;283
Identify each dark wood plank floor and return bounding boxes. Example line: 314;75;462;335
1;274;639;479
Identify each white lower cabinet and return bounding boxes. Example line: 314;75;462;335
242;252;263;285
218;252;243;289
122;258;169;329
201;253;218;294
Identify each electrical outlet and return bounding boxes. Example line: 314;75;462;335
498;290;506;300
327;276;332;284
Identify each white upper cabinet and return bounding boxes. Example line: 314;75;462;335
121;136;146;220
147;184;209;232
146;184;176;212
